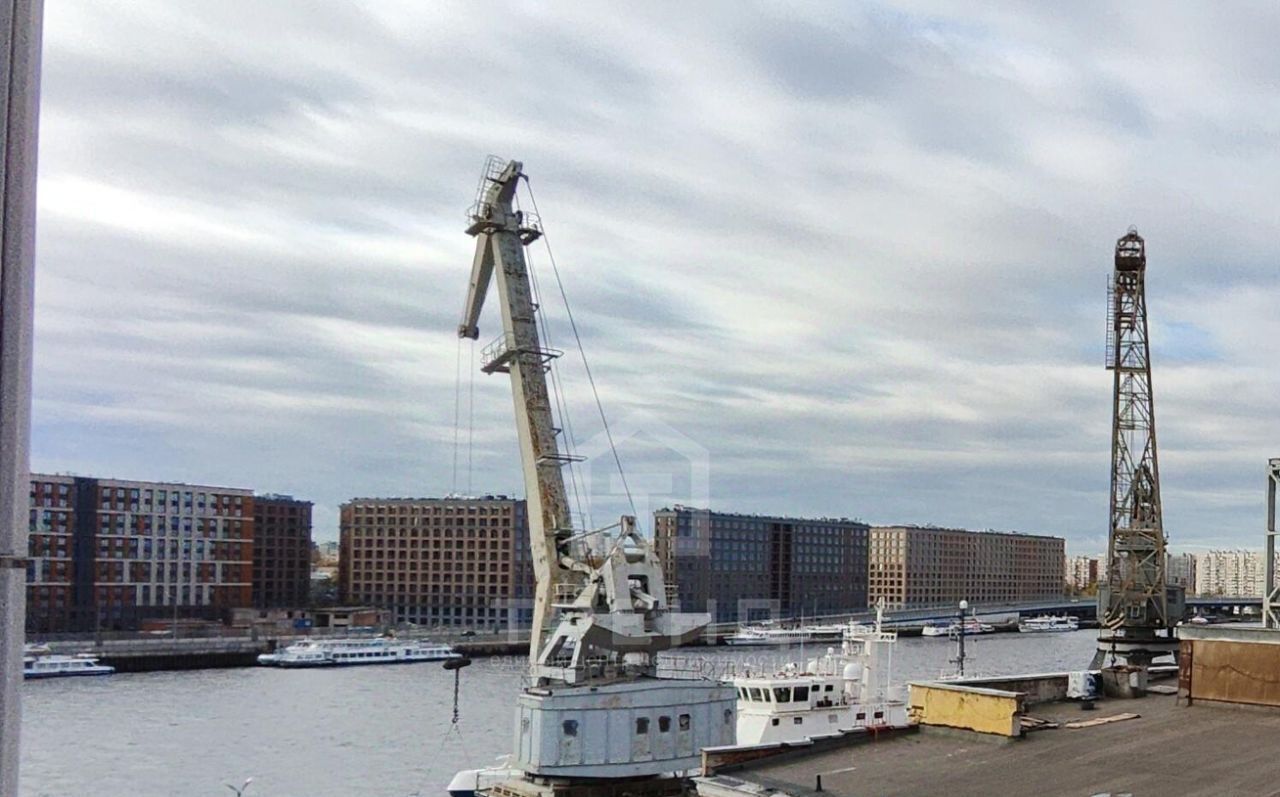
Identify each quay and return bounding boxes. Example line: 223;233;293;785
731;691;1280;797
706;626;1280;797
40;633;531;672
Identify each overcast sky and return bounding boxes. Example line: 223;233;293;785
31;1;1280;553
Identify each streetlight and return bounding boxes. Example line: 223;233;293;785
956;599;969;678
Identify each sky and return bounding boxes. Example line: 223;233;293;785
30;1;1280;553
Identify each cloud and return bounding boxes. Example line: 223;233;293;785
31;1;1280;552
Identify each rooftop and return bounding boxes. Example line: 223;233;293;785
739;693;1280;797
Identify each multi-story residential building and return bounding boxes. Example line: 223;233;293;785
338;495;533;628
316;540;340;562
26;474;254;633
1167;552;1197;590
1066;554;1102;592
1194;550;1268;597
653;506;869;623
252;494;313;609
868;525;1065;609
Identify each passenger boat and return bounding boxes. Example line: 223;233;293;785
716;604;910;751
256;636;461;667
724;623;847;647
921;617;994;637
1017;615;1079;633
23;651;115;679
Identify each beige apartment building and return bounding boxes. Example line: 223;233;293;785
338;495;534;628
868;525;1065;609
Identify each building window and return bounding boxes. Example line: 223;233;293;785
635;717;649;735
562;720;578;737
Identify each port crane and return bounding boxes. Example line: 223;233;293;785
458;157;734;785
1093;228;1183;669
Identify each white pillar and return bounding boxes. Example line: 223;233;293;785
1265;459;1280;629
0;1;43;792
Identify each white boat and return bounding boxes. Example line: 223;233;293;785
24;652;114;679
1017;615;1079;633
724;623;847;647
718;604;910;750
257;636;461;667
921;617;994;637
446;759;521;797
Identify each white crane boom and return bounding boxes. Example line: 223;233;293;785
458;158;582;662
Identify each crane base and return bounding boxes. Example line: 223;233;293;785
1090;635;1180;669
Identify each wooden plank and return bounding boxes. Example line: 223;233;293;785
1063;712;1140;729
1178;639;1193;702
1190;640;1280;707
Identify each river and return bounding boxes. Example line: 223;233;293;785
19;630;1101;797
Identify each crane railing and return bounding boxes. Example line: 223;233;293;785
480;332;563;375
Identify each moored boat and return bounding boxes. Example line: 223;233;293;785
724;623;847;647
922;617;994;637
257;636;461;667
1017;615;1079;633
716;604;911;752
23;652;114;679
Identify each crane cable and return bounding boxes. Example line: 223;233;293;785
519;198;591;531
521;176;637;520
451;337;462;495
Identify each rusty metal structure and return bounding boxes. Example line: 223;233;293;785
1093;228;1181;668
1265;459;1280;629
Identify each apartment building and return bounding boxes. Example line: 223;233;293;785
653;506;869;623
1066;554;1102;592
252;494;313;608
868;525;1065;609
338;495;533;627
1167;552;1197;590
26;474;254;633
1194;550;1268;597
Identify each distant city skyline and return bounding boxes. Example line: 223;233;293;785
30;3;1280;554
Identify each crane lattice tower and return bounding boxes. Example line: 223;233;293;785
1093;228;1181;668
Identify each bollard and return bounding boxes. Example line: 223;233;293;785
815;774;823;792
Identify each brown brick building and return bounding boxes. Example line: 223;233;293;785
339;495;533;628
867;525;1065;609
252;494;313;608
27;474;254;633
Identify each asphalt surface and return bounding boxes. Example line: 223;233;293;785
740;694;1280;797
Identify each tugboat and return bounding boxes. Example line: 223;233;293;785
718;601;910;749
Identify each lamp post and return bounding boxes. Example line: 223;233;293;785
956;599;969;678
